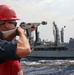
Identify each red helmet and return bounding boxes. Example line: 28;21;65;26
0;5;19;20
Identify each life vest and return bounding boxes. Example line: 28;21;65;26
0;60;25;75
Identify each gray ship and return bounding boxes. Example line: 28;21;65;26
28;21;74;58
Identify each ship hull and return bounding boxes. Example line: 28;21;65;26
28;50;74;58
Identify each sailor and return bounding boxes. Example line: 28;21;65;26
0;4;37;75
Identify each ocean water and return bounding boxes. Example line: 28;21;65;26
21;58;74;75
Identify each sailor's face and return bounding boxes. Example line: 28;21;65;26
5;21;17;30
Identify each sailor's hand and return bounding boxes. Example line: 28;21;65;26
17;27;25;35
30;24;37;32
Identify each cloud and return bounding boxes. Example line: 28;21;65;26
1;0;74;42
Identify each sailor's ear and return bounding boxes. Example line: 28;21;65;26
4;22;9;28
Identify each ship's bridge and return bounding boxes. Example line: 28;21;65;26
66;38;74;50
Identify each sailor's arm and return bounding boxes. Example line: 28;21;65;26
16;27;31;58
16;24;37;58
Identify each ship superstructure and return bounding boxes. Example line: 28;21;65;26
28;22;74;58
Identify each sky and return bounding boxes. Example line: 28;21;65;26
1;0;74;42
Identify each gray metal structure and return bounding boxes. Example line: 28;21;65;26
28;22;74;58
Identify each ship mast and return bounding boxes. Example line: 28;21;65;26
53;21;60;46
60;26;66;43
